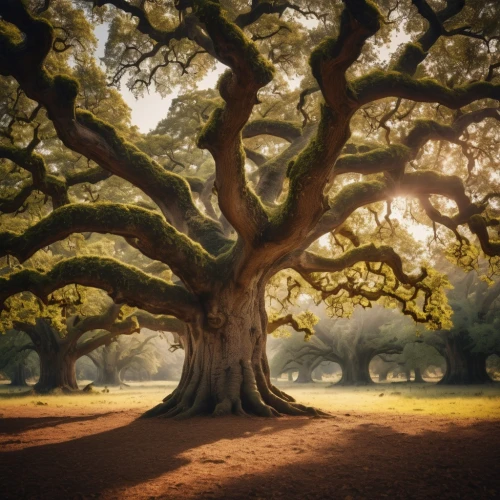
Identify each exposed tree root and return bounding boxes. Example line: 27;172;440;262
142;360;329;419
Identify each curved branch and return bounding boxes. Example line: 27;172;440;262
353;71;500;108
194;0;274;243
0;1;229;255
295;243;427;287
0;203;215;291
0;257;201;321
243;119;302;142
267;313;314;338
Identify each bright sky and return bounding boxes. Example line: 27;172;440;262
94;22;411;133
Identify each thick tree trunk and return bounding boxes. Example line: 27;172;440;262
294;360;315;383
143;285;325;418
337;352;373;386
413;367;425;383
36;351;78;393
9;363;28;387
287;371;294;382
438;334;493;385
377;365;394;382
94;364;121;386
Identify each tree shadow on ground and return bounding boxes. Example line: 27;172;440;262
0;413;117;435
0;413;310;499
217;419;500;499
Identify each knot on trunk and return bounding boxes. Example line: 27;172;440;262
207;311;226;329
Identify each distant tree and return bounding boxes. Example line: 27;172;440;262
424;266;500;384
88;333;160;385
370;354;399;382
394;341;445;382
0;330;38;386
12;305;184;392
274;306;421;386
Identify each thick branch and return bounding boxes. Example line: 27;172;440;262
353;71;500;108
195;0;274;243
0;1;229;255
0;257;201;320
0;203;215;292
295;243;426;287
267;0;381;247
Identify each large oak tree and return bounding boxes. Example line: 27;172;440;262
0;0;499;417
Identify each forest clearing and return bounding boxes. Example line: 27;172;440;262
1;381;500;499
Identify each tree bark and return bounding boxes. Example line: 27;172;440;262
438;333;494;385
294;359;316;383
9;363;28;387
413;367;425;383
94;364;122;386
36;350;78;393
24;320;79;393
143;286;324;418
337;352;373;386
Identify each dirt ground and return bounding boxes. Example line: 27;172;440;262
1;381;499;499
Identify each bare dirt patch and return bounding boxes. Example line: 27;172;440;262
1;382;499;499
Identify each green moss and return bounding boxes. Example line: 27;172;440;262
0;21;24;52
353;69;498;107
336;144;411;173
309;36;340;83
310;1;381;83
404;120;454;149
392;43;426;74
197;106;224;150
193;0;274;86
347;0;382;32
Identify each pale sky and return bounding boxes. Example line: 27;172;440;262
94;22;411;133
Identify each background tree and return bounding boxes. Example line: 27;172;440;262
287;306;419;385
0;0;499;417
88;332;160;385
424;264;500;384
0;330;38;386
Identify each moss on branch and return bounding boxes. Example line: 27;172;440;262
335;144;411;175
193;0;274;86
353;70;500;107
242;119;302;142
0;256;200;320
0;203;215;290
392;43;427;74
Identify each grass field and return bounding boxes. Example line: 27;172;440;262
1;380;499;419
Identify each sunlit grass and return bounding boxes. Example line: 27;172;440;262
0;380;499;419
276;381;500;419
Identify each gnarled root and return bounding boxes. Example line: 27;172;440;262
142;358;329;419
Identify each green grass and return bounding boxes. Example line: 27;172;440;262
1;380;499;419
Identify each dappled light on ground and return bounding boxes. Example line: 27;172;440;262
1;381;499;499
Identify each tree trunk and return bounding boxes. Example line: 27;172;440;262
94;364;122;385
378;366;394;382
337;352;373;386
413;367;425;383
9;363;28;387
438;334;493;385
294;360;315;383
143;285;324;418
36;350;78;393
287;371;293;382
